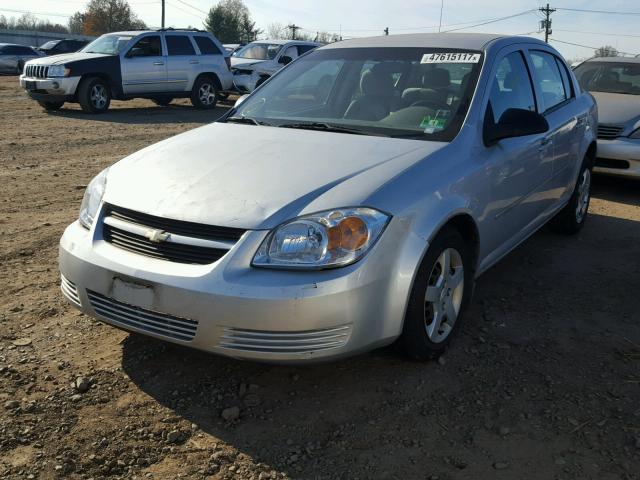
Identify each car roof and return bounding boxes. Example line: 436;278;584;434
321;32;544;50
248;39;321;46
582;56;640;64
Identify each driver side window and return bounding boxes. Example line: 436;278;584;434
127;36;162;57
488;51;536;123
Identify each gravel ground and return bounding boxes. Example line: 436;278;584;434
0;75;639;480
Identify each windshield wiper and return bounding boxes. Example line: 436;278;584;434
277;122;387;136
226;116;272;126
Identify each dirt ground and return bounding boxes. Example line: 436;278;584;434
0;74;639;480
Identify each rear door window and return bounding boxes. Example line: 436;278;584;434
128;36;162;57
166;36;196;56
193;36;221;55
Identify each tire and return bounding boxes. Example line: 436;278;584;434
549;158;592;235
400;227;474;361
38;101;64;111
152;97;173;106
190;76;218;109
78;76;111;114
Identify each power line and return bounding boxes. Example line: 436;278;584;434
442;9;537;33
172;0;207;15
550;38;638;56
555;7;640;15
0;7;73;18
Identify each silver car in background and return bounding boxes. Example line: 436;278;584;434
59;33;596;363
574;56;640;178
0;43;41;74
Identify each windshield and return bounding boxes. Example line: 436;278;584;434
81;34;133;55
231;48;483;141
40;40;59;50
574;61;640;95
233;43;282;60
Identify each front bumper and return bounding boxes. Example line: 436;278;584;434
19;74;80;102
594;138;640;179
59;212;424;363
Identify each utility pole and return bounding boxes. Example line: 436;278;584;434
539;3;555;42
438;0;444;32
384;27;389;35
287;24;300;40
161;0;165;28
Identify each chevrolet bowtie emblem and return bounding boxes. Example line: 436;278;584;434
144;229;170;243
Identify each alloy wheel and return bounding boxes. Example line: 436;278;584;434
575;169;591;223
424;248;464;343
90;84;107;110
199;83;216;105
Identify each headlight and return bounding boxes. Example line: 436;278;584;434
630;128;640;139
253;207;390;269
48;65;69;77
79;168;108;229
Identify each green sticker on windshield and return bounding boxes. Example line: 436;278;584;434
420;110;450;133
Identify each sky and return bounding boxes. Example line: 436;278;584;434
2;0;640;60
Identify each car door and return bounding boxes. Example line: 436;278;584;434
121;35;167;95
481;48;554;254
0;46;19;72
164;34;198;92
527;49;582;198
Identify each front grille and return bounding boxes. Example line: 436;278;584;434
595;158;630;170
60;274;81;306
87;290;198;341
597;124;624;140
218;325;352;354
102;204;245;265
25;64;49;79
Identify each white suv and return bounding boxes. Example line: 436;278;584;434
230;39;320;92
20;28;233;113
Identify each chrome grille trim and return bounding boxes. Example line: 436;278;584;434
102;204;245;265
25;64;49;79
597;124;624;140
219;325;352;353
87;290;198;341
60;274;81;306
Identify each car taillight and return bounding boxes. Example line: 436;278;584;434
225;56;231;70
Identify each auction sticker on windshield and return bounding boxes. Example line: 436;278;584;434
421;52;481;63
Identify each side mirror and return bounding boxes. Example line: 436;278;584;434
125;47;144;59
234;94;250;108
483;108;549;146
278;55;293;65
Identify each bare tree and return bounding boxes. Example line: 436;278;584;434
594;45;619;58
266;22;286;39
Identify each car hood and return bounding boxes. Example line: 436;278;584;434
591;91;640;126
104;123;444;230
27;52;110;66
230;57;265;68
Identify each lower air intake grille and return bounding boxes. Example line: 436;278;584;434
60;274;81;306
87;290;198;341
597;124;624;140
218;325;352;354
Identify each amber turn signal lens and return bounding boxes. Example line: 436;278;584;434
328;216;369;251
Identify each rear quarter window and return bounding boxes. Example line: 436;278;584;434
166;35;196;56
193;36;222;55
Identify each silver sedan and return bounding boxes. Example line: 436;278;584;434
574;56;640;178
0;43;41;74
59;33;597;363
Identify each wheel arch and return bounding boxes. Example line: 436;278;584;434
76;73;118;99
195;72;222;91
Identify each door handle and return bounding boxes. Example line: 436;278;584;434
538;137;552;152
153;61;164;66
189;60;199;64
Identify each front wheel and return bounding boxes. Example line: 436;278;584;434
549;160;592;234
400;227;473;361
78;77;111;114
190;76;218;109
38;101;64;111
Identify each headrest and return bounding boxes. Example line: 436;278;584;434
423;68;450;89
360;64;394;96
